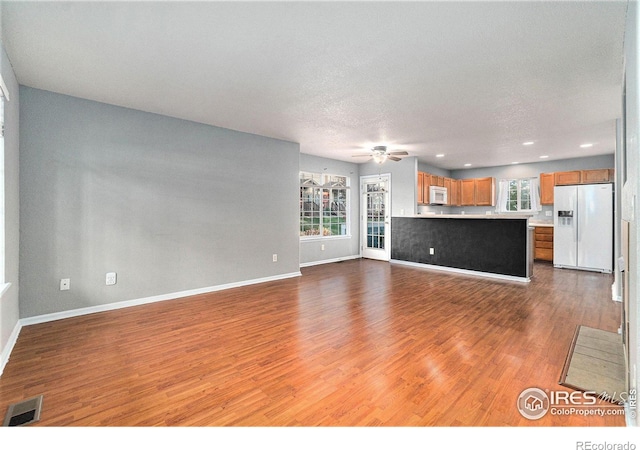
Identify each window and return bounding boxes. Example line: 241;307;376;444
497;177;541;213
300;172;350;238
507;178;532;211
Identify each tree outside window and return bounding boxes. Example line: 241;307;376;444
300;172;349;238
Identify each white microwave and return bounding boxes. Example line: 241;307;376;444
429;186;448;205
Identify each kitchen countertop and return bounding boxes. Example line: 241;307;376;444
407;214;533;220
530;222;554;227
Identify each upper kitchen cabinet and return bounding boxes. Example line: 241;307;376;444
581;168;614;184
449;179;461;206
460;177;495;206
540;172;554;205
431;175;445;187
554;171;581;186
417;171;432;205
443;178;452;205
460;179;476;206
475;177;496;206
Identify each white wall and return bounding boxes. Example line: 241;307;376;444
0;38;20;373
622;0;639;426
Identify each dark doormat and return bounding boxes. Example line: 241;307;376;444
559;325;626;403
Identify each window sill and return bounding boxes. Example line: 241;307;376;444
300;235;353;242
495;210;540;214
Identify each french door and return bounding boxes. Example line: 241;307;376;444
361;174;391;261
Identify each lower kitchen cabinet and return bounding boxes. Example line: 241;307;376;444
534;226;554;262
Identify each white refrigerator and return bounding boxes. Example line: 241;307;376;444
553;184;613;273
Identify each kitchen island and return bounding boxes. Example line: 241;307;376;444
391;214;533;281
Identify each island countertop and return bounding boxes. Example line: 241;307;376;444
402;214;533;220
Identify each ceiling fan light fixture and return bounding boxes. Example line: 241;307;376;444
372;153;387;164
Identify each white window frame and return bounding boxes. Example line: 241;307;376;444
503;177;536;213
300;172;351;240
496;177;542;214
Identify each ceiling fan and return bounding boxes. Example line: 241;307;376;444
352;145;409;164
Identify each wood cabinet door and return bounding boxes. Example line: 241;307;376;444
554;171;581;185
460;179;475;206
540;173;554;205
443;178;452;205
449;179;458;206
431;175;444;187
474;177;495;206
534;227;554;262
423;173;431;204
417;172;425;204
581;169;611;184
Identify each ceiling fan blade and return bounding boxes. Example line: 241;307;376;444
352;154;372;158
388;156;402;161
388;151;409;156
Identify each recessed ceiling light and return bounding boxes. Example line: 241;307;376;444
540;155;549;159
523;141;534;146
511;162;519;165
580;143;593;148
464;163;472;167
435;154;445;158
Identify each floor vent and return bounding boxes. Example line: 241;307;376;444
3;395;43;427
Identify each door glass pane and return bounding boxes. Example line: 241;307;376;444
366;182;386;250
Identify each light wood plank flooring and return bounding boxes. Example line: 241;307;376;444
0;259;625;426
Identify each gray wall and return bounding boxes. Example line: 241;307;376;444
450;154;615;180
299;153;360;265
19;87;300;318
418;161;451;178
0;40;19;363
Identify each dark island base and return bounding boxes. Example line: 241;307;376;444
391;217;529;280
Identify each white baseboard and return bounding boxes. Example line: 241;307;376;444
612;282;622;302
300;255;360;268
390;259;531;283
0;320;21;377
19;271;302;328
2;271;301;376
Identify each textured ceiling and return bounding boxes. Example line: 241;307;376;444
0;1;628;169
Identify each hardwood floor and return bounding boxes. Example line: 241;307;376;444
0;259;625;426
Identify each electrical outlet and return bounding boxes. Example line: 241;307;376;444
106;272;117;286
545;210;552;217
60;278;70;291
272;254;278;262
321;244;325;251
430;248;435;255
